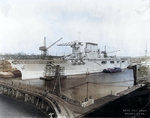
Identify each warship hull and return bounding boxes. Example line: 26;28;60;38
9;41;131;80
9;58;130;80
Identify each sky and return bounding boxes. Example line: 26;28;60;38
0;0;150;57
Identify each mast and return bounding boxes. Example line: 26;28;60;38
145;42;147;57
145;42;147;65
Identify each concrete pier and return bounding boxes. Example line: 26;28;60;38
0;79;75;118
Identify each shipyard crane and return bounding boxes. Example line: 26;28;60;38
58;41;86;64
107;50;120;54
57;41;83;55
57;41;82;47
39;37;62;57
102;50;120;58
101;46;120;58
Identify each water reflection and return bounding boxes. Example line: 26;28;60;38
0;94;47;118
62;69;134;102
87;69;133;85
0;69;134;117
21;69;133;103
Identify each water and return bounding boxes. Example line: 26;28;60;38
0;69;133;117
0;94;47;118
62;69;134;102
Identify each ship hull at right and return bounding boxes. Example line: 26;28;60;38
56;41;131;75
54;57;131;76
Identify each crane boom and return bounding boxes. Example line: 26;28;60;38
57;41;76;46
107;50;120;54
47;37;63;49
39;37;63;58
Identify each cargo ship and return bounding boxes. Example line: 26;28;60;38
8;41;131;80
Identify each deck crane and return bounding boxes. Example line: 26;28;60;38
39;37;62;57
102;50;120;58
57;41;83;55
107;50;120;54
57;41;82;46
58;41;86;64
101;46;120;58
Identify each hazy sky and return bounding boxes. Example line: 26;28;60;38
0;0;150;57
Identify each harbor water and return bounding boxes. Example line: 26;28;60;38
0;94;47;118
0;69;134;117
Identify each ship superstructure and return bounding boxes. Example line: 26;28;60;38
9;41;131;80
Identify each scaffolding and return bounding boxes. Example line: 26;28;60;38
43;62;65;94
44;62;65;77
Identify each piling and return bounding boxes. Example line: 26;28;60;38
133;65;138;85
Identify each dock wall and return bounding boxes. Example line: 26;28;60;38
0;79;75;118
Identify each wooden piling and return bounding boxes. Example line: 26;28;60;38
133;65;138;85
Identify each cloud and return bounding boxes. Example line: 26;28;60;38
0;0;11;17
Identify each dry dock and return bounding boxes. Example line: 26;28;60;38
0;67;149;118
0;77;148;118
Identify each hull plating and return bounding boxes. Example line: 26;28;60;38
9;59;130;80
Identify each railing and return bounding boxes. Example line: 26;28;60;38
0;79;46;96
0;79;81;106
11;59;67;64
56;93;80;106
12;60;52;64
0;78;61;114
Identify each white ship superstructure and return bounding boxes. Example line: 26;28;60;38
9;41;131;80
